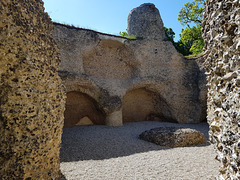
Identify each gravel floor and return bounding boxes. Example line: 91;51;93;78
60;121;219;180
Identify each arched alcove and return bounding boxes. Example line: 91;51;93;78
122;88;176;123
64;91;106;127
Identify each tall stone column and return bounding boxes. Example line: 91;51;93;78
127;3;166;40
202;0;240;179
0;0;65;179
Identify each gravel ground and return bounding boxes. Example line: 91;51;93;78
60;121;219;180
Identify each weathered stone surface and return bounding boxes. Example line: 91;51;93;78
127;3;166;40
0;0;65;179
139;127;206;147
202;0;240;179
53;4;206;126
188;56;208;121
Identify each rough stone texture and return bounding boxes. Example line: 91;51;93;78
128;3;166;40
0;0;65;179
139;127;206;147
202;0;240;179
188;56;208;122
53;4;207;127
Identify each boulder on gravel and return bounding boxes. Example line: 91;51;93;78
139;127;206;147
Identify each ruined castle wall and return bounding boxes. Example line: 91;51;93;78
125;39;204;124
203;0;240;179
53;22;204;125
0;0;65;179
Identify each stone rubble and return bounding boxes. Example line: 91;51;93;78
139;127;206;147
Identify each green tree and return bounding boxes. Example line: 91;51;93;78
178;0;205;27
164;27;190;56
177;0;205;56
180;24;204;56
164;27;175;43
174;40;191;56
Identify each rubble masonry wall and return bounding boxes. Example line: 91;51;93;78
0;0;65;179
202;0;240;179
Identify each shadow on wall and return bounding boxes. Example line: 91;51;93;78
122;88;177;123
64;88;178;127
64;91;106;127
60;121;211;162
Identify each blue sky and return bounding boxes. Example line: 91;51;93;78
42;0;190;41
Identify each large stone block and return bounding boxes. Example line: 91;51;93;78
139;127;206;147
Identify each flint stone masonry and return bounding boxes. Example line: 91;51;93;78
53;3;207;127
202;0;240;179
0;0;65;179
139;127;206;147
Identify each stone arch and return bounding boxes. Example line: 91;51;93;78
122;88;176;123
82;41;137;80
64;91;106;127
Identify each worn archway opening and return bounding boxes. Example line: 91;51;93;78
64;91;106;127
122;88;177;123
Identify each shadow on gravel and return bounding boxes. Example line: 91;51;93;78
59;173;67;180
60;121;211;162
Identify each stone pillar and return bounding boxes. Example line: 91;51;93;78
0;0;65;179
127;3;166;40
202;0;240;179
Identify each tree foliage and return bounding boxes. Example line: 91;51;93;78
120;0;206;56
164;27;175;43
178;0;205;27
165;25;204;56
177;0;205;56
164;27;191;56
174;41;191;56
180;24;204;56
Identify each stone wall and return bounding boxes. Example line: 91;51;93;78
202;0;240;179
0;0;65;179
53;3;207;126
